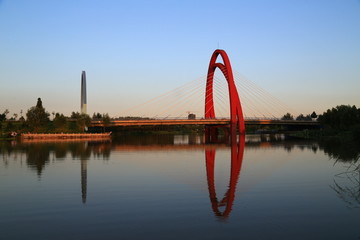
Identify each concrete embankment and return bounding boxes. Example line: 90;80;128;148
21;132;112;139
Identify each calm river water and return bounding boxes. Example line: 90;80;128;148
0;134;359;240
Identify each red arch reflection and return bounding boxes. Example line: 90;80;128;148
205;135;245;218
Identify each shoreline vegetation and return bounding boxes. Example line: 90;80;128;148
290;104;360;143
1;98;360;142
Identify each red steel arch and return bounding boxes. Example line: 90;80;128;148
205;49;245;134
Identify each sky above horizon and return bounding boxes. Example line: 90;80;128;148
1;0;359;118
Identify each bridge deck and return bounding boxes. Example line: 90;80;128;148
90;119;319;127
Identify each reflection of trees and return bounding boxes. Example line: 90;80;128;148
69;142;92;160
88;141;111;160
319;138;360;208
0;141;15;167
318;138;360;162
25;144;51;176
205;135;245;219
2;141;112;176
54;144;68;159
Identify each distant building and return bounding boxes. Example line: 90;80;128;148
188;113;196;119
81;71;87;114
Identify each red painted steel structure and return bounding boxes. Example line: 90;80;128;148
205;49;245;134
205;135;245;218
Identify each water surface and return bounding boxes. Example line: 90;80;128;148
0;134;359;240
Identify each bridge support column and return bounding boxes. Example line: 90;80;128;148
205;126;219;143
205;125;237;144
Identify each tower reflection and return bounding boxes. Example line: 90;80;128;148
81;158;87;204
205;134;245;219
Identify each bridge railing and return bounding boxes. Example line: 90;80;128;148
91;117;318;122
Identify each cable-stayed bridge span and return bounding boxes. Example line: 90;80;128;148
88;49;320;133
90;119;319;128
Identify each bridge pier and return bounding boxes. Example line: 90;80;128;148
205;124;239;144
205;126;218;143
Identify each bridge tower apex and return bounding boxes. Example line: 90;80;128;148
204;49;245;134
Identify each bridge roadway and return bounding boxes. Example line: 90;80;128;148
90;119;320;127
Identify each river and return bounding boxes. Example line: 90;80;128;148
0;134;359;240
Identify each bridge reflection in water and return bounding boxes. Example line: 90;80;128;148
205;134;245;219
77;133;246;215
18;135;246;215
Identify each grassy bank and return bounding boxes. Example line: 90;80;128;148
290;127;360;142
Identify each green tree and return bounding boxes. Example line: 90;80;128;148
92;112;102;120
3;121;14;133
36;98;43;108
281;113;294;120
53;113;68;132
310;111;317;119
296;114;312;121
102;113;111;132
70;111;91;132
0;109;9;122
26;98;50;132
318;105;359;130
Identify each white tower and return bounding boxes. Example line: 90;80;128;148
81;71;87;115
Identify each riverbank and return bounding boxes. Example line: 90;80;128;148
289;128;360;142
21;132;112;139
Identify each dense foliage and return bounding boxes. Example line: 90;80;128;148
0;98;95;137
26;98;50;132
315;105;360;142
0;109;9;122
296;114;312;121
281;113;294;120
318;105;360;130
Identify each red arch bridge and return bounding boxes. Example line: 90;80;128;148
89;49;319;133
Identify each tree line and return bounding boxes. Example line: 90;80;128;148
1;98;359;138
0;98;155;137
281;105;360;130
0;98;105;136
280;111;318;121
282;105;360;141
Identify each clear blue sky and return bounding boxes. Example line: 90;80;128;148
1;0;359;117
